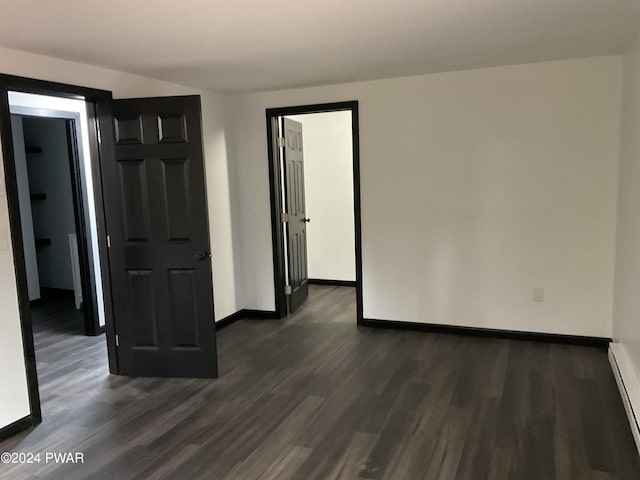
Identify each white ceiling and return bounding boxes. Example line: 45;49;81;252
0;0;638;94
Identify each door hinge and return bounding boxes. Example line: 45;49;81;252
284;285;292;296
115;334;119;347
107;235;111;248
278;137;285;148
281;212;289;223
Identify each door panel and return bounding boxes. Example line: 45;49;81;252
127;269;157;347
119;160;151;242
102;95;217;378
168;269;199;347
283;118;309;313
162;158;192;241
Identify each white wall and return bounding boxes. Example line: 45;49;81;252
0;136;31;429
0;46;241;432
230;56;622;337
11;116;40;301
612;33;640;443
286;112;355;282
23;117;77;290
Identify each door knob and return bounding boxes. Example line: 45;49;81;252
195;251;212;261
302;218;311;223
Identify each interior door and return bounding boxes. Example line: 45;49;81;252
283;118;309;313
101;95;217;378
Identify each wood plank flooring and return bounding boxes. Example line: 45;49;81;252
1;285;639;479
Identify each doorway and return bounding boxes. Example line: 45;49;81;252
10;95;105;339
0;75;219;442
0;77;115;432
265;101;363;322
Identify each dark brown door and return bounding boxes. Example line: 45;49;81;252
283;118;309;313
101;95;217;378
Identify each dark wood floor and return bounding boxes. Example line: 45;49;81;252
1;286;639;479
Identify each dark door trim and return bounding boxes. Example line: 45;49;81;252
65;119;101;336
0;73;116;436
265;101;363;323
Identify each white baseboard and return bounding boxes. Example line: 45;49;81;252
609;343;640;455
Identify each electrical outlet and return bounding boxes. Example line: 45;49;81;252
533;287;544;302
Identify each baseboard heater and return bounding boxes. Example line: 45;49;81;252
609;344;640;455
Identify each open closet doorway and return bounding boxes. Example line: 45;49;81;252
9;92;105;337
266;102;363;321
